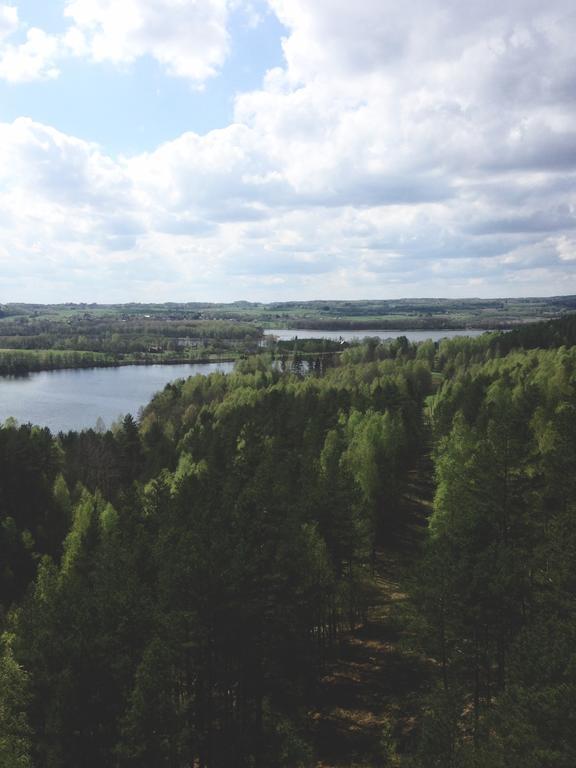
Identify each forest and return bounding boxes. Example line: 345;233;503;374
1;315;575;767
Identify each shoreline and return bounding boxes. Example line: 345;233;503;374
0;356;238;378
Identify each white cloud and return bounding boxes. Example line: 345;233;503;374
0;4;18;41
0;0;239;85
3;0;576;300
0;27;61;82
0;118;131;205
0;118;141;294
63;0;234;82
0;4;63;83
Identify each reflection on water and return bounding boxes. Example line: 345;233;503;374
264;328;487;342
0;362;234;433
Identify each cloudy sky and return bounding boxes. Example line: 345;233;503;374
1;0;575;302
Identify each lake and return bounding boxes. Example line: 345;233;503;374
0;328;488;433
0;362;234;433
264;328;488;342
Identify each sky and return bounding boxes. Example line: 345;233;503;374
0;0;575;303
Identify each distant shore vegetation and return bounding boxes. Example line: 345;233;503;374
0;297;574;375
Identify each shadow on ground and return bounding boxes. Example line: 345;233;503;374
311;455;434;767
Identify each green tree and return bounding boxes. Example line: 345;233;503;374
0;633;32;768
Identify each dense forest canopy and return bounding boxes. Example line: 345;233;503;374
0;314;575;766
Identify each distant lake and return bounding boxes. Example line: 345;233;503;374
264;328;488;343
0;362;234;434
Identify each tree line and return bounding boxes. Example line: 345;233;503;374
0;317;262;356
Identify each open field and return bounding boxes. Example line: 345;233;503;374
2;295;576;330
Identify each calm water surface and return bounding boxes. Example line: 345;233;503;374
264;328;488;342
0;362;234;433
0;329;488;433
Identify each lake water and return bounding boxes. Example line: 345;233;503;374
0;362;234;433
0;329;488;433
264;328;488;343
